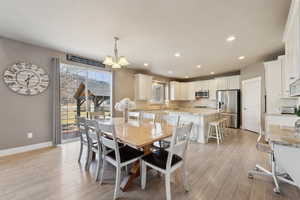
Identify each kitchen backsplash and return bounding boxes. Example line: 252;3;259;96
281;98;298;108
177;99;217;109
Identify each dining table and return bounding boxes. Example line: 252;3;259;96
96;117;174;191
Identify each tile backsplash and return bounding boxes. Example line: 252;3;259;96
177;99;217;109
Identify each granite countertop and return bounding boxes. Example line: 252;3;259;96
266;125;300;148
130;108;219;116
266;113;298;117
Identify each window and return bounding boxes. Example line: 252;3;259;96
151;82;168;104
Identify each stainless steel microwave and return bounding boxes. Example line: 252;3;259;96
195;90;209;98
290;79;300;96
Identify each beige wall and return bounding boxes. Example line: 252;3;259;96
240;62;266;130
0;37;175;149
0;37;62;150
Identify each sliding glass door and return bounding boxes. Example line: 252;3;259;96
60;63;112;141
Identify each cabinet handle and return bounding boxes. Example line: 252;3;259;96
290;77;295;80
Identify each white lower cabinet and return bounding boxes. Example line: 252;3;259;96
265;114;300;131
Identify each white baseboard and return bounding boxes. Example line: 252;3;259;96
0;141;53;157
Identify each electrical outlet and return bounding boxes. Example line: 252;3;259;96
27;132;33;139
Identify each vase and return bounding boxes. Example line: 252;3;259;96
123;108;129;123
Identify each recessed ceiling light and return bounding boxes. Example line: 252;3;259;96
144;63;149;67
174;53;181;57
238;56;245;60
226;36;236;42
196;65;202;68
210;72;215;75
185;76;189;78
168;70;173;74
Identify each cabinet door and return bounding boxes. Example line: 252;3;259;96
216;78;227;90
134;74;153;100
227;76;240;89
264;61;282;114
170;81;179;100
187;82;195;100
201;80;209;89
209;79;217;100
181;82;189;100
279;55;290;97
285;9;300;86
194;81;202;91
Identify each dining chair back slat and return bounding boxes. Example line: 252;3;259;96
142;112;156;122
77;117;87;139
166;122;193;170
98;122;121;164
86;120;100;144
128;111;141;120
160;114;180;127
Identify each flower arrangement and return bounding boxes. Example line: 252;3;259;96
115;98;136;122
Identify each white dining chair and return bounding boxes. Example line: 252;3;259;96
154;114;180;149
99;122;144;200
141;122;193;200
141;112;156;123
85;119;103;181
128;111;141;120
76;117;91;169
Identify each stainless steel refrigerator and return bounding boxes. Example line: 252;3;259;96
216;89;240;128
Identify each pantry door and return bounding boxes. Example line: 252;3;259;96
242;77;261;133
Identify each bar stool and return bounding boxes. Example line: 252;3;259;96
208;120;223;144
220;118;229;137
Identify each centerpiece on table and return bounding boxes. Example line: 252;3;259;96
114;98;136;123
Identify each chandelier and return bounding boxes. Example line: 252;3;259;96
102;37;129;68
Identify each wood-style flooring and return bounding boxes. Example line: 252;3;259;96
0;129;299;200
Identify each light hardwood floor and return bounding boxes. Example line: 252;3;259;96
0;129;299;200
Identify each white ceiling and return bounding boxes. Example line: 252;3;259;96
0;0;291;78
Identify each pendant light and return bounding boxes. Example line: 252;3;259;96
103;37;129;68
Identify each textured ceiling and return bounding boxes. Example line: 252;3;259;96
0;0;291;78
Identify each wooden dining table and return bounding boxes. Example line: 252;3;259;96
97;117;174;191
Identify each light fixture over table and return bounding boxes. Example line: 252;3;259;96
103;37;129;68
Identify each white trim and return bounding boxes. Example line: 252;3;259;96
242;77;262;134
0;141;53;157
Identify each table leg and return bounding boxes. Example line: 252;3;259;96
120;145;151;191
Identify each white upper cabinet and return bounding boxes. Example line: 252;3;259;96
279;55;291;97
134;74;153;100
264;60;283;114
215;75;240;90
216;77;228;90
170;75;240;101
227;76;240;90
209;79;217;100
170;81;195;101
170;81;180;100
283;0;300;87
180;82;189;100
187;82;196;100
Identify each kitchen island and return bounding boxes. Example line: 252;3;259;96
131;108;220;143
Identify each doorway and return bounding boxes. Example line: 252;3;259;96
60;63;112;141
242;77;261;133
